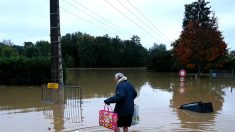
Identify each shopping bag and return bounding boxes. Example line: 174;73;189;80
131;104;139;125
99;105;118;130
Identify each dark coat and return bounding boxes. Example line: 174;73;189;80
105;80;137;116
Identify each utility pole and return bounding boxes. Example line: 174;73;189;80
50;0;64;86
50;1;65;130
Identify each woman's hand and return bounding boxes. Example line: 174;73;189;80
104;100;110;105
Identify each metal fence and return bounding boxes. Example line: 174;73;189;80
42;85;83;123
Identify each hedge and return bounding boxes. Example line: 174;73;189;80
0;57;51;85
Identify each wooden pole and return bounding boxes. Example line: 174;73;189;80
50;0;64;86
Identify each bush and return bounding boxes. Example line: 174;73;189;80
0;57;51;85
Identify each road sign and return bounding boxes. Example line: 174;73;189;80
47;83;59;89
179;69;186;77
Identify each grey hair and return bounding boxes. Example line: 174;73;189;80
115;73;124;80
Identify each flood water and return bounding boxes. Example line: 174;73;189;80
0;68;235;132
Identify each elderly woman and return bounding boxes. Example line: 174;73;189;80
104;73;137;132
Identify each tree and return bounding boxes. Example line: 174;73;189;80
0;43;19;57
147;43;175;71
173;0;228;74
110;36;123;67
23;42;40;58
131;35;141;45
61;32;83;67
1;39;14;46
78;34;97;67
24;42;34;47
183;0;212;29
35;40;50;56
121;36;147;67
1;45;15;57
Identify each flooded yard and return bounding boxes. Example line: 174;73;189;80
0;69;235;131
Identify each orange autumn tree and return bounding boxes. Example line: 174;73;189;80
173;0;227;75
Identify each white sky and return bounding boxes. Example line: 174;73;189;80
0;0;234;50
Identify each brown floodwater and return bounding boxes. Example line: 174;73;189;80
0;68;235;132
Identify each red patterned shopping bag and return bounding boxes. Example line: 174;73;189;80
99;105;118;130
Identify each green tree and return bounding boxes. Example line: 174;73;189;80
147;43;175;71
110;36;123;67
0;45;18;57
61;32;83;67
183;0;212;28
35;40;50;56
94;35;113;67
24;42;34;47
24;42;40;58
120;36;147;67
12;45;24;57
78;34;96;67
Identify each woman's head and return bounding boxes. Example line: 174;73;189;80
114;73;124;81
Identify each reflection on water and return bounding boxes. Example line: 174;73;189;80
0;69;235;131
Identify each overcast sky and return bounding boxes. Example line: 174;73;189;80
0;0;234;50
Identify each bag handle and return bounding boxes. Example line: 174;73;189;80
104;104;113;111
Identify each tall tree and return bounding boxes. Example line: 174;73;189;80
61;32;82;67
23;42;38;58
35;40;50;56
0;42;19;57
173;0;227;74
183;0;212;28
147;43;175;71
121;36;147;67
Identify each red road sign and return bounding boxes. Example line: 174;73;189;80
179;69;186;77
